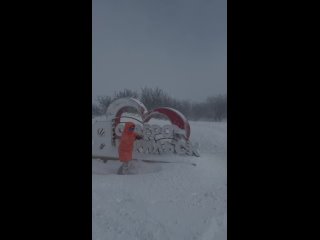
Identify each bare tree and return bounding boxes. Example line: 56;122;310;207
96;96;112;114
113;89;139;100
93;87;227;122
92;103;103;117
140;87;171;110
206;94;227;121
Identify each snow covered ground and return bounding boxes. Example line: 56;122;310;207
92;119;227;240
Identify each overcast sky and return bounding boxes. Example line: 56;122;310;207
93;0;226;102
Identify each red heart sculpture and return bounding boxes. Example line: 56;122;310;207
106;98;190;140
143;107;190;139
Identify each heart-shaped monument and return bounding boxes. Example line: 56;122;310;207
92;98;200;159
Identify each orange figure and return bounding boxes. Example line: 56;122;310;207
118;122;142;174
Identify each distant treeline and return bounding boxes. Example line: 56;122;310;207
92;87;227;121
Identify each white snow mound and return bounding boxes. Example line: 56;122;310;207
92;119;227;240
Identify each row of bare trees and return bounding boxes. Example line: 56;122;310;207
92;87;227;121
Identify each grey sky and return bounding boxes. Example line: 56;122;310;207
93;0;226;102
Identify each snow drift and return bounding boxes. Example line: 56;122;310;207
92;118;227;240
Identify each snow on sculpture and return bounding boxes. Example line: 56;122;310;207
92;97;200;158
144;107;191;139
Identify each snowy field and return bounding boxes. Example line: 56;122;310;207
92;119;227;240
